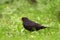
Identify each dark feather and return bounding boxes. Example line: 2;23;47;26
22;17;48;32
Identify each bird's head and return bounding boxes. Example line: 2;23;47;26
22;17;28;21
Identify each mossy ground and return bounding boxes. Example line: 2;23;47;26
0;0;60;40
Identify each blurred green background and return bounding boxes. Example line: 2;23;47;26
0;0;60;40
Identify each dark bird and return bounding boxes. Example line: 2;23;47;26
22;17;48;32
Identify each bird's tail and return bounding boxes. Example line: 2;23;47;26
43;26;58;29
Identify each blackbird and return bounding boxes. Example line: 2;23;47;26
22;17;48;32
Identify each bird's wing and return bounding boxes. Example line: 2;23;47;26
24;20;36;27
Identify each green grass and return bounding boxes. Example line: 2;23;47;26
0;0;60;40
